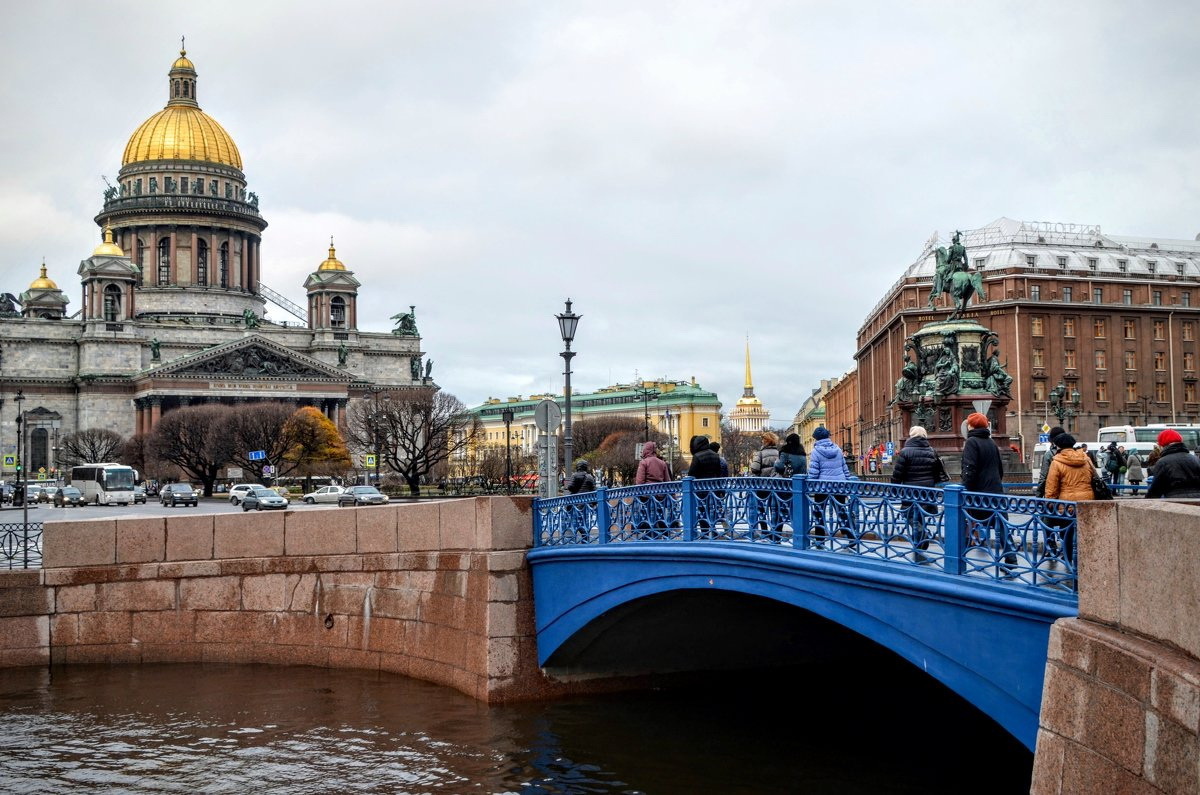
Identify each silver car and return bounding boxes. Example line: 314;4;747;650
241;486;288;511
302;485;345;504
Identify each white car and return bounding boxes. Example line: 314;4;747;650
302;485;345;504
228;484;256;505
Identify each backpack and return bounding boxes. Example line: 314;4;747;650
775;454;793;478
1105;451;1121;473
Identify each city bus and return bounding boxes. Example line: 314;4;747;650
70;463;137;505
1097;424;1200;454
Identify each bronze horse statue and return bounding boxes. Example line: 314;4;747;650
928;246;986;320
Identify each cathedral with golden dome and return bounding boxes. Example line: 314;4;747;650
0;47;427;475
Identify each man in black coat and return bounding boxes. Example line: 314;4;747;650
687;435;723;479
1146;429;1200;498
892;426;945;559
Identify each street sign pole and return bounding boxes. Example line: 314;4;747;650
534;400;562;499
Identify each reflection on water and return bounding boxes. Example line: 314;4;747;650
0;663;1030;793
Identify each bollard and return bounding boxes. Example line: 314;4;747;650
596;487;610;544
681;477;696;542
792;474;809;549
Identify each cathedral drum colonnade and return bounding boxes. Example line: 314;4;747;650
1;46;429;475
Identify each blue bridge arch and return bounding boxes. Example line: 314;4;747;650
529;477;1079;750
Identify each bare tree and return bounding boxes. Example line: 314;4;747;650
120;434;152;479
148;405;236;496
719;421;758;476
570;416;648;459
58;428;124;469
225;402;305;482
346;388;478;495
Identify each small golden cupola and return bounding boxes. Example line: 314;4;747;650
318;237;347;271
305;236;360;332
29;262;58;290
92;226;125;258
21;260;69;320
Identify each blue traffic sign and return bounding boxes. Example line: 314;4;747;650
1038;434;1049;443
247;450;267;461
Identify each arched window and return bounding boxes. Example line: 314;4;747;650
183;81;190;98
219;242;229;287
30;428;48;473
103;284;122;321
157;238;170;285
196;239;208;286
174;80;180;97
330;297;346;329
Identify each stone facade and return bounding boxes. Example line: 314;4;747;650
1032;500;1200;794
0;48;429;477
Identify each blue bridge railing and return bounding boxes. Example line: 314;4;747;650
1;521;43;570
534;476;1077;593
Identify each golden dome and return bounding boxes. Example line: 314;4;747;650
30;262;58;290
318;238;346;271
92;226;125;258
122;106;242;169
122;47;243;169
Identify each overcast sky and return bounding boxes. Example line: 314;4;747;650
2;1;1198;422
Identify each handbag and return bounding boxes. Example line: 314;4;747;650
1090;473;1114;501
935;455;950;483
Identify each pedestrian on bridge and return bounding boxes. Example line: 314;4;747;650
566;460;596;494
808;426;856;550
891;426;947;560
1034;426;1067;498
1145;429;1200;499
961;413;1014;568
1043;433;1091;563
748;432;784;541
775;433;807;477
635;442;672;484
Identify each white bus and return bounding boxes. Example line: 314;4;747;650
71;463;137;505
1097;424;1200;454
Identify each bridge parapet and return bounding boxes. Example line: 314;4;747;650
1033;500;1200;793
537;476;1078;593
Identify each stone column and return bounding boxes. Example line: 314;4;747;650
133;399;144;436
169;229;178;285
336;398;347;429
148;397;162;429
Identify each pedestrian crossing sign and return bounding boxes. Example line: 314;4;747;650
2;455;13;467
364;454;377;467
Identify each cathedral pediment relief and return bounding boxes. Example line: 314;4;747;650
148;335;350;381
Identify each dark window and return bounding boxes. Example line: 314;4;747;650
1153;290;1162;306
30;428;48;473
174;80;180;97
1062;287;1072;302
331;297;346;328
196;239;208;286
183;81;190;98
103;284;121;321
219;242;229;287
181;176;189;194
1094;287;1103;303
1030;284;1041;301
157;238;170;285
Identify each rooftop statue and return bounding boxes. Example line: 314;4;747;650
150;338;161;360
242;308;259;329
391;306;418;336
928;230;987;320
337;341;348;366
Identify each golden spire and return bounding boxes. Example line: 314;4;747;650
318;236;346;271
92;225;125;258
744;336;754;391
30;259;58;290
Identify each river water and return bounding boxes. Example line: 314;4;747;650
0;663;1031;793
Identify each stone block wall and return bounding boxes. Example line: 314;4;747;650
1033;501;1200;793
0;497;569;703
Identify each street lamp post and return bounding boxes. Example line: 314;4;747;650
1136;394;1154;425
501;408;514;494
14;390;26;565
1048;381;1082;430
556;299;581;479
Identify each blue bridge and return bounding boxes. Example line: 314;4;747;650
530;476;1079;750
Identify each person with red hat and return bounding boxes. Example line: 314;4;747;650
960;412;1015;567
1145;429;1200;499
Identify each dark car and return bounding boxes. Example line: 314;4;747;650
241;485;289;512
133;486;146;504
160;483;198;507
52;486;86;507
337;485;390;507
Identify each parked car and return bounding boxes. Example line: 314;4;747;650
228;484;256;505
133;485;147;504
26;485;49;504
302;485;345;504
241;485;289;511
337;485;389;507
51;486;86;507
160;483;199;507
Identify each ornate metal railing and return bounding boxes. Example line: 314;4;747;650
534;476;1078;593
1;521;43;570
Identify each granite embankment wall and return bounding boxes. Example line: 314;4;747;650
1033;500;1200;794
0;498;569;702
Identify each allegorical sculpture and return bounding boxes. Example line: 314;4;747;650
928;230;987;320
893;342;920;405
410;356;421;380
337;341;348;367
982;333;1013;397
391;306;419;336
150;338;161;360
242;308;260;329
932;333;960;400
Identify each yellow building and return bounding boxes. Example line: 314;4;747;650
791;377;841;443
469;378;723;463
